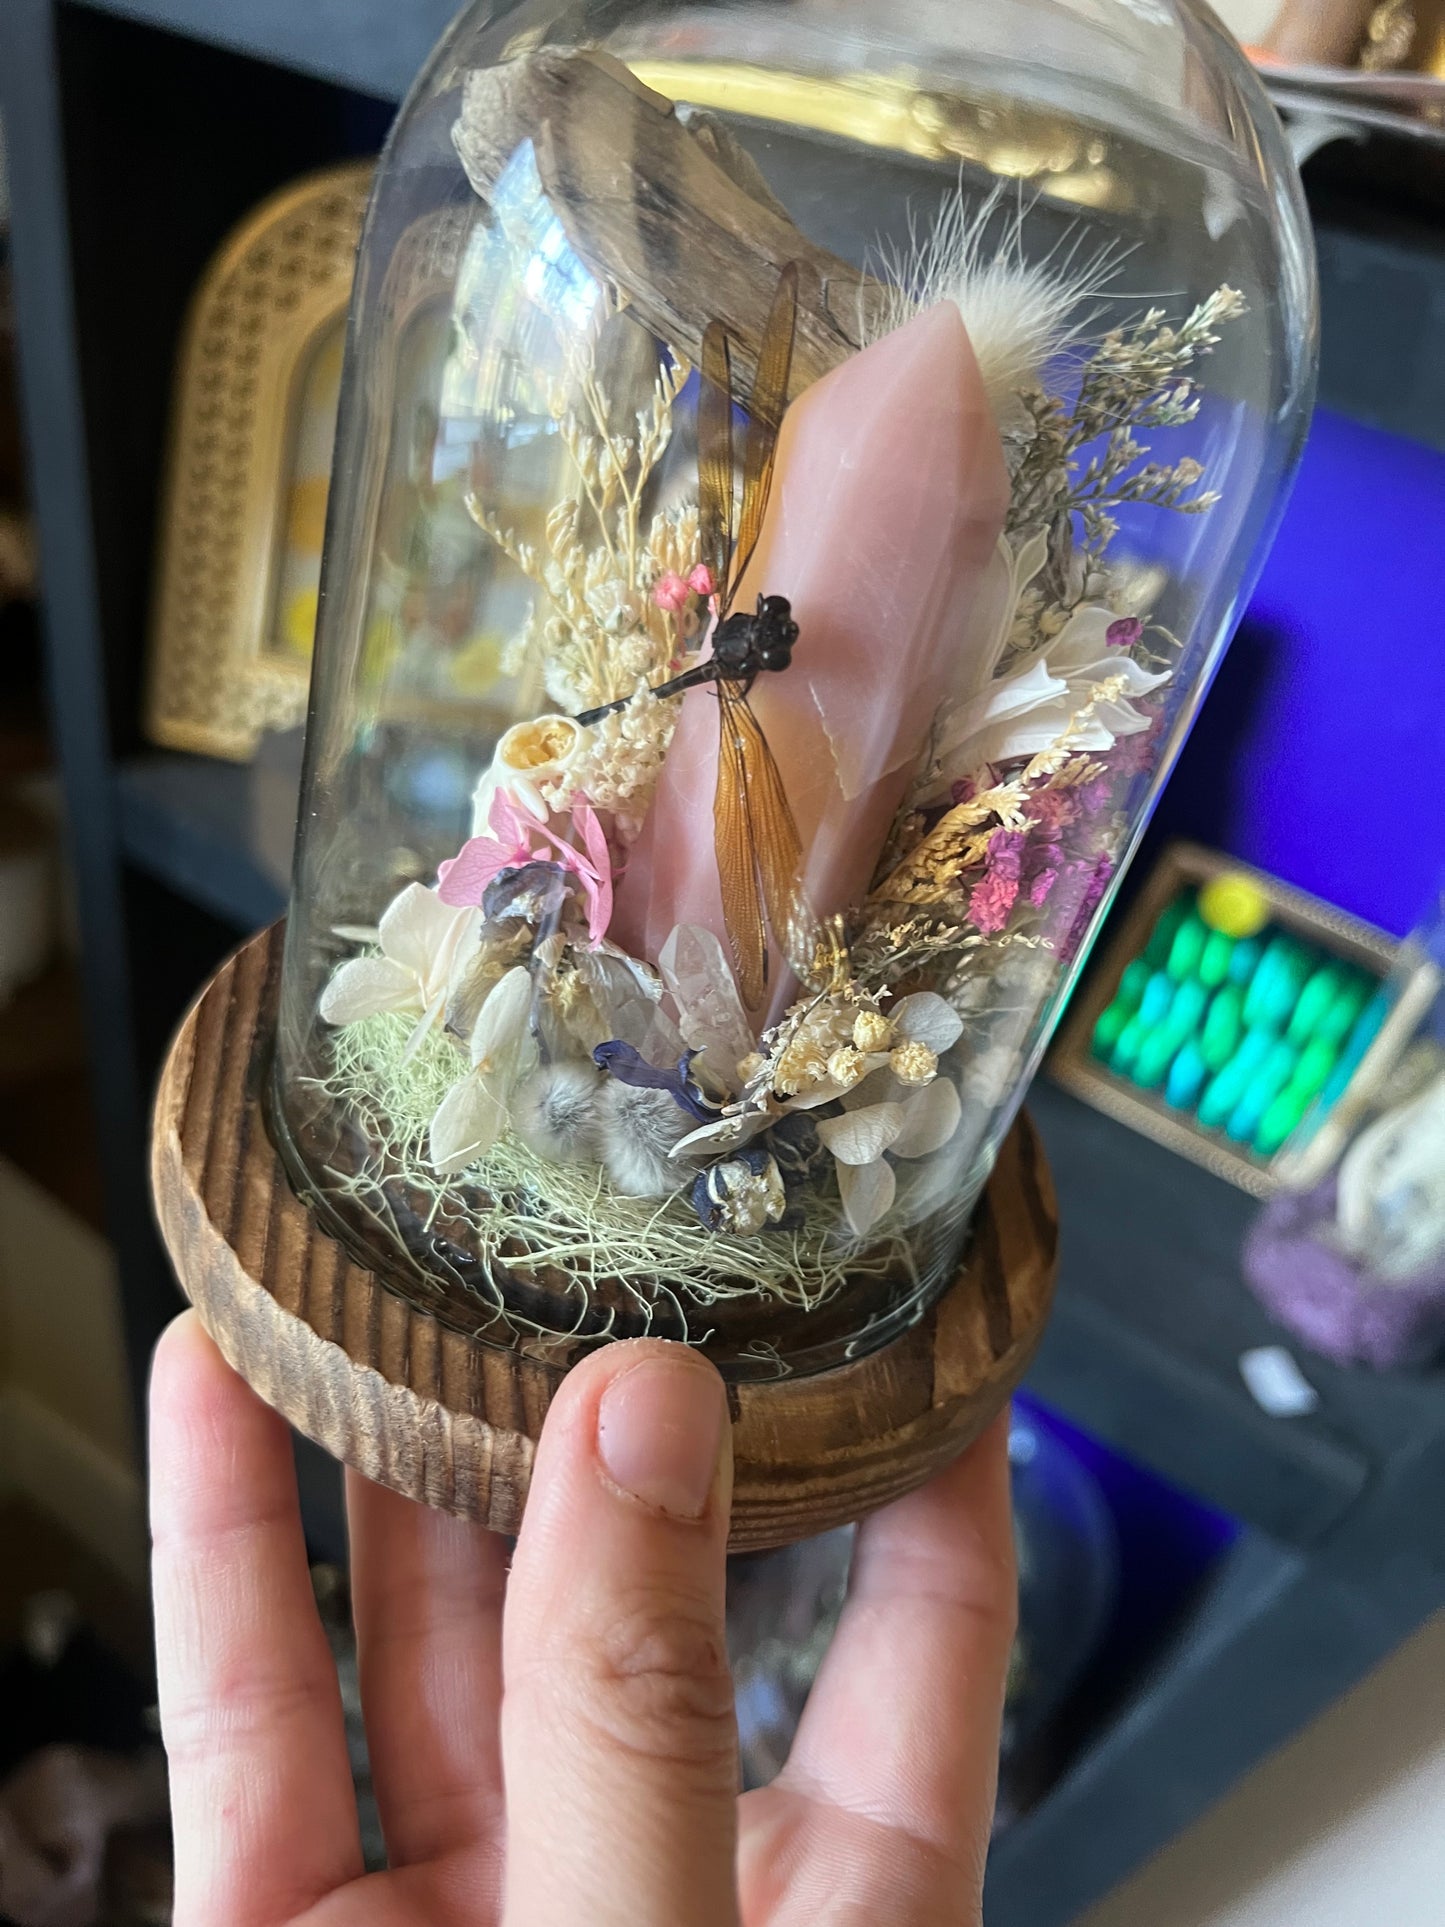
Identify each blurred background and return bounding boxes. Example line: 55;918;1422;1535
1;2;1444;1923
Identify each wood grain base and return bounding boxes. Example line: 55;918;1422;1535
151;925;1058;1551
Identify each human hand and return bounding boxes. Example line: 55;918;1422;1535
150;1311;1015;1926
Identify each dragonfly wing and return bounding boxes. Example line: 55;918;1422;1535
716;683;819;1000
698;319;736;615
733;262;799;596
713;682;769;1011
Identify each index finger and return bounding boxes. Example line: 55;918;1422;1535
150;1313;363;1926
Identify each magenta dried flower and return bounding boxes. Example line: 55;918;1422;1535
1106;616;1143;648
985;828;1027;881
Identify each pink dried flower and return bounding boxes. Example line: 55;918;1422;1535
1028;866;1061;908
437;791;615;946
653;572;689;613
1029;787;1078;835
968;870;1020;936
687;564;716;597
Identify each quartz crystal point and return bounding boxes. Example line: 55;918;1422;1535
610;303;1010;1025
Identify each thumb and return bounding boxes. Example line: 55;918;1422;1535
500;1339;739;1927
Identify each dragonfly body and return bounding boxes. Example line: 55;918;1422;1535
572;262;815;1010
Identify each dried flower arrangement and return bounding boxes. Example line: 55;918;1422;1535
311;178;1245;1336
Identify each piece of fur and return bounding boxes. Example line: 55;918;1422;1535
598;1083;693;1197
511;1063;604;1165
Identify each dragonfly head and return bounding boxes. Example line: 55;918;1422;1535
754;594;798;673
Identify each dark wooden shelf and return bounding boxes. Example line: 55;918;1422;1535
1027;1081;1445;1546
116;753;287;931
73;0;454;101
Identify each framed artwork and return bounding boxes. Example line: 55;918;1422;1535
1048;841;1400;1196
145;163;373;760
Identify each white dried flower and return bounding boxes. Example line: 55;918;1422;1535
852;1009;893;1053
890;1041;938;1086
827;1045;869;1089
428;967;538;1176
320;884;480;1060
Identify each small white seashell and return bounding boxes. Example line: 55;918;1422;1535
470;714;585;834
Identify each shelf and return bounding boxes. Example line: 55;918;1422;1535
1025;1081;1445;1545
73;0;455;102
985;1517;1441;1927
116;753;288;931
0;963;87;1086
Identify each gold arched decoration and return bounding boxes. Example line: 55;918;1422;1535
145;162;373;760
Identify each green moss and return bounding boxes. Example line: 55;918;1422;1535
307;1012;910;1316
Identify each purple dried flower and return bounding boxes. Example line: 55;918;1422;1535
1063;853;1116;954
593;1041;715;1122
1106;616;1143;648
986;829;1027;881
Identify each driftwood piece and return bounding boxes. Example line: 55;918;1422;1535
675;106;794;223
452;47;893;395
151;923;1058;1551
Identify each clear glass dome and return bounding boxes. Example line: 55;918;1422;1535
273;0;1316;1376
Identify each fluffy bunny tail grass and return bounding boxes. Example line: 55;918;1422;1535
867;182;1126;419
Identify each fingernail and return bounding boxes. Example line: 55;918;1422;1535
596;1354;726;1520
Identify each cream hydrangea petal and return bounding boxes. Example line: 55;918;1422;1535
985;701;1115;764
892;1077;962;1159
1012;528;1051;597
817;1103;904;1166
401;988;450;1065
840;1067;903;1111
837;1158;896;1238
319;956;420;1025
784;1074;866;1111
469;965;538;1090
428;1075;508;1175
1045;604;1116;671
892;992;964;1055
670;1108;774;1159
378;883;464;977
1094;698;1155;740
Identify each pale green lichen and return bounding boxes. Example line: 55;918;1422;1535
307;1012;914;1318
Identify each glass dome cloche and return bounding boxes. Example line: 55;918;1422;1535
273;0;1316;1379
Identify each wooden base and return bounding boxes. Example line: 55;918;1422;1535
151;925;1058;1551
